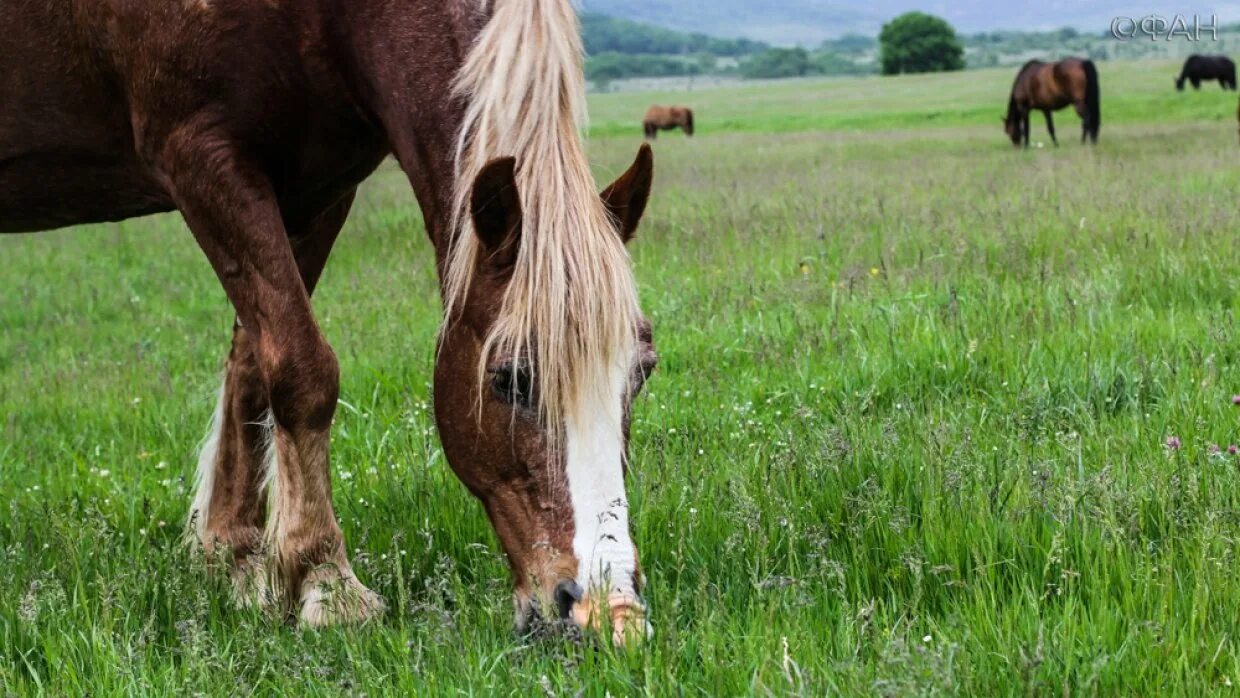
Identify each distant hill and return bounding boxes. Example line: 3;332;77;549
581;12;766;57
580;0;854;46
580;13;775;86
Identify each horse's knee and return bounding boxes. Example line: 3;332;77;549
224;326;267;412
260;337;339;432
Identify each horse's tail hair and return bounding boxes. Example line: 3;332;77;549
683;108;694;136
1083;59;1100;142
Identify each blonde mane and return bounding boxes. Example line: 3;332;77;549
446;0;640;437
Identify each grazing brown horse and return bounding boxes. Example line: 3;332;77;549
643;106;695;139
1177;54;1237;91
1004;58;1100;147
1;0;658;644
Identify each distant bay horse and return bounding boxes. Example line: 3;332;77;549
1177;54;1237;90
0;0;658;644
1004;58;1100;147
643;105;695;139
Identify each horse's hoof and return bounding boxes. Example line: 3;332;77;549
297;568;386;627
230;555;273;610
191;528;274;610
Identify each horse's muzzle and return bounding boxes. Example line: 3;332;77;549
565;588;653;646
519;582;652;645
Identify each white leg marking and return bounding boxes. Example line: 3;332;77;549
565;359;638;598
255;410;383;622
255;408;285;603
188;379;227;545
257;410;282;555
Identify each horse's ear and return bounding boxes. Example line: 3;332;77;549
600;143;654;244
470;157;522;269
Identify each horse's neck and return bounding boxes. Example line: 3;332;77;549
328;0;483;256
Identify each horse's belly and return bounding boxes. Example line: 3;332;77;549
0;4;175;232
0;150;172;233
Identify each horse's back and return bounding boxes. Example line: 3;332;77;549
1052;58;1092;103
0;1;167;231
1192;54;1234;77
644;106;690;123
1011;58;1091;111
0;1;381;233
1053;57;1088;80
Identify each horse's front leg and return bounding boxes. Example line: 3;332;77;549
187;320;273;605
1043;109;1058;146
188;193;358;613
165;131;380;626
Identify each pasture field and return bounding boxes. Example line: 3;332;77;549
4;59;1240;695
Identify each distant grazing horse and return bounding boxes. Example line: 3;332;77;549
643;106;695;139
1;0;658;644
1004;58;1100;147
1177;54;1236;90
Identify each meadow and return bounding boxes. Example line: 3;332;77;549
4;59;1240;695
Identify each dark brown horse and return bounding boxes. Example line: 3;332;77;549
1177;54;1236;91
1;0;657;644
1004;58;1100;147
643;105;694;139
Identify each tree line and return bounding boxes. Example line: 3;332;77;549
580;11;963;84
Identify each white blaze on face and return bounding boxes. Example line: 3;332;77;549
564;358;637;599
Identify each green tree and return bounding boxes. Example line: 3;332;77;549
878;12;964;75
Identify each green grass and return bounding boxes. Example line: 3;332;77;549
5;59;1240;694
590;59;1240;136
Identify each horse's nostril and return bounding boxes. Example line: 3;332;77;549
554;580;583;619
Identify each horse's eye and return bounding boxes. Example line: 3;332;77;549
490;365;533;407
639;351;658;378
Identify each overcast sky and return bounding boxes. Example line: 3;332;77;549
854;2;1240;33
